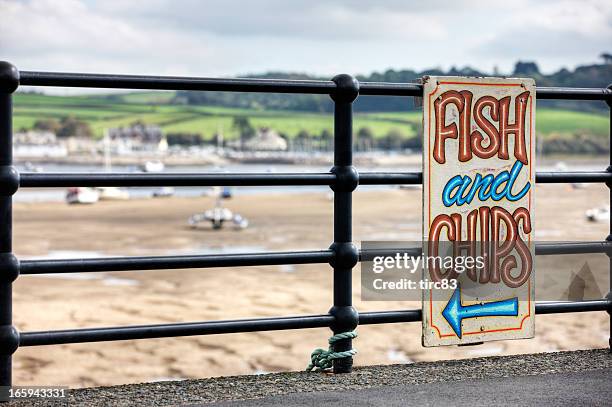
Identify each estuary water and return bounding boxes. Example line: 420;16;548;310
12;159;605;203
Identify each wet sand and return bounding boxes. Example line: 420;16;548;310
11;184;611;387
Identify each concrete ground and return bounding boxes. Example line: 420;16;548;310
10;348;612;406
214;369;612;407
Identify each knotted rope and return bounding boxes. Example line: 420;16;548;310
306;331;357;372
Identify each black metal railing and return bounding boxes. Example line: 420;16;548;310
0;60;611;386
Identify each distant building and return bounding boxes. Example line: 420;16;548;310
108;124;168;153
65;137;98;155
13;130;67;158
243;128;287;151
14;130;56;145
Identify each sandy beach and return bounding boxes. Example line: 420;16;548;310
10;184;611;387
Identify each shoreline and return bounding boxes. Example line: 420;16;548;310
13;153;609;168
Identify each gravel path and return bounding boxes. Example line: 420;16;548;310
9;348;612;406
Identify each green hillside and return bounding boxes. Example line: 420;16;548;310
11;92;609;142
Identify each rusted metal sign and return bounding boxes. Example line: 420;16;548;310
422;76;536;346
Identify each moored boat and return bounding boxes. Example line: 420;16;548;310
140;160;165;172
153;187;175;197
97;187;130;201
66;187;99;204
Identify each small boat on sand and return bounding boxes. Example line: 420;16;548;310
188;207;248;230
24;162;43;172
66;187;99;204
586;205;609;222
188;188;248;230
153;187;175;198
140;160;165;173
97;187;130;201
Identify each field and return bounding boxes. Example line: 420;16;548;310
12;91;610;141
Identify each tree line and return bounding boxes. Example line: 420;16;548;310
175;55;612;113
29;116;92;138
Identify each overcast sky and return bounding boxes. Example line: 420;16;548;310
1;0;611;81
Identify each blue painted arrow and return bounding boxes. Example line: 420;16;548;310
442;286;519;338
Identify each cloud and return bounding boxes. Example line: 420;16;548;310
474;0;612;71
0;0;217;75
0;0;609;87
91;0;450;41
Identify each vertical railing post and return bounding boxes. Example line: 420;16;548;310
329;74;359;373
607;84;612;352
0;61;20;387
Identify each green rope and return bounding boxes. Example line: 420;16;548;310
306;331;357;372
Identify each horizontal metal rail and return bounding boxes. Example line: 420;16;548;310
359;82;612;101
534;241;612;255
534;299;612;314
531;87;612;101
18;71;612;101
360;299;612;324
18;314;335;346
359;309;422;324
536;171;612;184
360;242;611;262
19;299;610;346
18;171;612;188
360;300;612;324
358;172;423;185
18;71;337;94
360;171;612;185
19;172;336;188
19;250;334;274
535;171;612;184
19;242;609;275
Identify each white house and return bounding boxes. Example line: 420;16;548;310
13;130;67;158
108;124;168;153
243;128;288;151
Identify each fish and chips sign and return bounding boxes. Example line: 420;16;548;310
422;76;536;346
